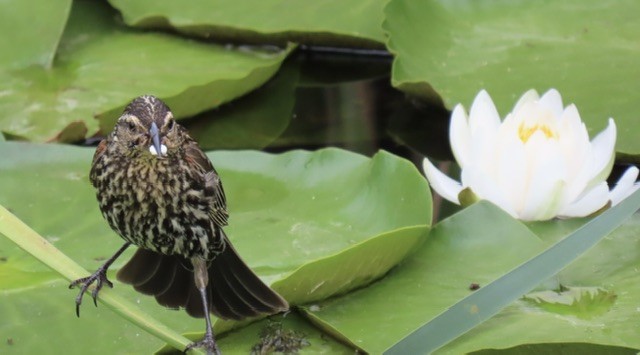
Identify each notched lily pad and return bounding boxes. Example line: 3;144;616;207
0;0;290;142
108;0;388;47
442;214;640;353
297;202;545;353
383;0;640;157
523;286;617;320
0;0;71;69
0;142;431;353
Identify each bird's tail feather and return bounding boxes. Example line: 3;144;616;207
116;239;288;320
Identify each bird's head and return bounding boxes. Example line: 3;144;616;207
111;95;183;159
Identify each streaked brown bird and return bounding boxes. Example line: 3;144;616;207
70;95;288;354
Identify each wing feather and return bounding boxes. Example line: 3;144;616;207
183;137;229;227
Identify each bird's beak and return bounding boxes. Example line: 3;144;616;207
149;121;164;157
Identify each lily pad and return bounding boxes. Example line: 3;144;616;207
0;279;170;354
0;0;290;142
442;215;640;353
0;0;71;69
273;225;426;306
0;141;431;352
108;0;388;47
300;201;546;353
383;0;640;158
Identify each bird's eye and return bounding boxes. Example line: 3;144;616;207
127;121;136;131
167;119;175;131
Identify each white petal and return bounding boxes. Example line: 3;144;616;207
520;179;565;221
559;104;589;146
512;89;539;114
422;158;463;204
468;90;501;135
609;166;640;206
519;135;567;220
449;104;471;169
467;96;502;178
559;182;610;218
557;105;591;203
495;135;527;213
461;164;517;217
539;89;564;118
586;118;616;185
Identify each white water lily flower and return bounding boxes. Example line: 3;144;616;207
423;89;640;221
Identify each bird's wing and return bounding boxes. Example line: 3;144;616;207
183;138;229;227
204;169;229;227
89;139;107;188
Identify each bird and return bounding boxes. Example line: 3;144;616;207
69;95;289;354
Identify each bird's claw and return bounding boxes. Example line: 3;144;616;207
184;335;220;355
69;268;113;317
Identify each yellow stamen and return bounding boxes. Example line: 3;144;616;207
518;123;557;143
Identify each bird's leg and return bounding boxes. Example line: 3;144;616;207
184;258;220;355
69;242;131;317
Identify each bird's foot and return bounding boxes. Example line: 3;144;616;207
184;334;221;355
69;267;113;317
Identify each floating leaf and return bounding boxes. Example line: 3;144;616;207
0;0;71;69
0;141;431;352
442;214;640;353
0;0;290;142
300;202;545;353
0;206;194;353
109;0;388;47
272;226;427;306
384;0;640;158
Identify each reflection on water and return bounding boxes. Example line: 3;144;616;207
257;49;452;167
180;49;453;170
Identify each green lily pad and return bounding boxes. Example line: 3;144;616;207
0;277;355;354
442;215;640;353
0;279;169;354
0;0;71;69
384;0;640;158
0;141;431;352
271;225;427;306
301;201;546;353
108;0;388;47
0;0;290;142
